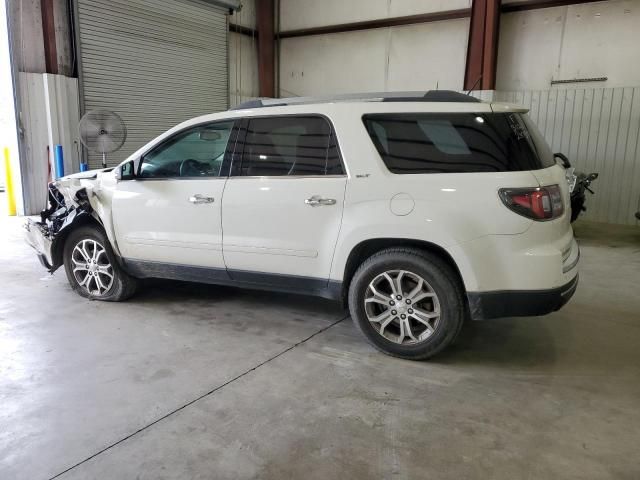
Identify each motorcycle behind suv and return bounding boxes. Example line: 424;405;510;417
555;153;598;223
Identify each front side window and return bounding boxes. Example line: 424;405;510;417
363;113;555;174
139;121;235;178
237;116;343;176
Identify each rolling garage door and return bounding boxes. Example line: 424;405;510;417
74;0;239;168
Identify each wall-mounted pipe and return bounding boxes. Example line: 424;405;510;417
54;145;64;179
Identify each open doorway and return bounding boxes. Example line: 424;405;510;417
0;0;21;216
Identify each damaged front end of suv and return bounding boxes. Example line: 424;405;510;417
24;171;111;272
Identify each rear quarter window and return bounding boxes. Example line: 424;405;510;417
363;113;555;174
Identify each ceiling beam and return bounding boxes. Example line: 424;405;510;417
278;9;471;39
502;0;606;13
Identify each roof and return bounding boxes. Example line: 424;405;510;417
230;90;481;111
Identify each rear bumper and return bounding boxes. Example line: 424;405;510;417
467;273;579;321
24;219;54;270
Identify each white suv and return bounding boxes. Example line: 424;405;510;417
25;91;579;360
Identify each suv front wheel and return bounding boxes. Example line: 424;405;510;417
63;226;138;301
348;248;465;360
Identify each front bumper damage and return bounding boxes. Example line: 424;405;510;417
24;184;93;272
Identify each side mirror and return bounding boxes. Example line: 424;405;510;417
554;152;571;169
116;160;136;181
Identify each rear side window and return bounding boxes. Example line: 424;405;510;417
237;116;343;176
363;113;555;174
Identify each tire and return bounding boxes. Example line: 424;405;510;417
348;248;466;360
63;225;138;302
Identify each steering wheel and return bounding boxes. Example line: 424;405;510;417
179;159;203;177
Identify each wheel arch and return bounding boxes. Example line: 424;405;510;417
338;238;467;304
50;212;108;271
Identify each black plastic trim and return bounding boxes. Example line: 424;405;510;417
122;259;343;301
467;274;579;321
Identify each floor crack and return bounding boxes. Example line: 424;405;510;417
47;314;348;480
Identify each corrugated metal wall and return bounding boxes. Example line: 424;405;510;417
496;88;640;226
75;0;230;168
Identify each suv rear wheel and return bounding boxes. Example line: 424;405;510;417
63;226;138;301
348;248;465;360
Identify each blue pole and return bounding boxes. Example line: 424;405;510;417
54;144;64;178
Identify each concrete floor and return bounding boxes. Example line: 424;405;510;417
1;211;639;480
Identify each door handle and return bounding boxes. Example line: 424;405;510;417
189;194;215;204
305;195;337;207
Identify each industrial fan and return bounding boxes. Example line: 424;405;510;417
78;110;127;168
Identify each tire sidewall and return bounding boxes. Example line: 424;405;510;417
63;226;121;300
349;251;464;359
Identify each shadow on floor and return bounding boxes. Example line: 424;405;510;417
132;277;346;316
130;278;562;369
434;315;558;369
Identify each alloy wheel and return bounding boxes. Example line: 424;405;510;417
364;270;441;345
71;239;114;296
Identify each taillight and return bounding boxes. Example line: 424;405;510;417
499;185;564;220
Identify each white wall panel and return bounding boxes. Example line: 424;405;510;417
387;18;468;91
497;0;640;91
230;0;255;28
17;73;80;215
228;0;258;106
229;32;259;106
18;73;50;214
280;30;389;96
43;74;81;175
280;18;469;97
280;0;470;31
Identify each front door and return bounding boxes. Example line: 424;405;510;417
221;115;347;288
112;120;236;270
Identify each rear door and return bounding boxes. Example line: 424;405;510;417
221;115;346;288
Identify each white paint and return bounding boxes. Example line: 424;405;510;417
222;176;347;278
390;193;415;216
497;0;640;90
112;178;227;268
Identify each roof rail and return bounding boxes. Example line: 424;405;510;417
229;90;480;110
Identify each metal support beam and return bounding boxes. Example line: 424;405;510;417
502;0;604;13
256;0;275;98
278;9;471;39
464;0;501;91
229;23;258;37
40;0;58;74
